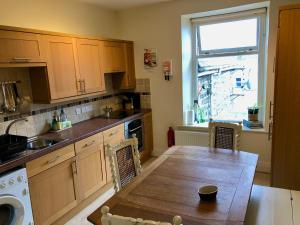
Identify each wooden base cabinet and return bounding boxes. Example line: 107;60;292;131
141;112;153;163
28;158;78;225
26;125;127;224
75;133;107;200
103;124;125;183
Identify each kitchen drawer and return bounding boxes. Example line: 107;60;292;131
103;124;125;145
26;144;75;178
75;133;103;155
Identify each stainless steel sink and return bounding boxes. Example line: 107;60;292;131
27;137;61;150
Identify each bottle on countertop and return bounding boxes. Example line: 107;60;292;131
193;100;199;124
59;108;67;122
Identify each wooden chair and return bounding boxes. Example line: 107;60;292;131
101;206;183;225
106;134;142;193
208;119;242;150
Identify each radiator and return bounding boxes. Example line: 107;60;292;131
174;130;209;147
174;129;271;173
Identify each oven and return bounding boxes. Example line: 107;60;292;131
125;118;143;152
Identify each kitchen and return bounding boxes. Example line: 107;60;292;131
0;0;300;225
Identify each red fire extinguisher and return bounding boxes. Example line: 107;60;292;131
167;127;175;147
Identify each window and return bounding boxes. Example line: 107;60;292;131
192;9;267;122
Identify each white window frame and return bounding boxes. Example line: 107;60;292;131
191;8;267;122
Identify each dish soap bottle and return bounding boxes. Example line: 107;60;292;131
60;108;67;122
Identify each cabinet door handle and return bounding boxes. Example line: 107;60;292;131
10;57;31;63
129;126;142;133
72;161;77;175
77;80;83;93
83;140;95;148
269;101;274;120
268;123;273;141
46;156;60;164
83;79;86;93
109;131;118;137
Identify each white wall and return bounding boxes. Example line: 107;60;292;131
118;0;300;160
0;0;119;38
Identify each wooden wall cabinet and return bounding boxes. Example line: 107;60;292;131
0;30;43;63
112;42;136;90
0;26;137;103
74;38;105;94
141;112;153;163
101;41;125;73
75;133;107;200
271;5;300;190
31;36;107;103
38;35;79;100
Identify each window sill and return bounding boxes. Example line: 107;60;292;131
177;123;268;134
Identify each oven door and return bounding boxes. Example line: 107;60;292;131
127;119;143;151
0;195;25;225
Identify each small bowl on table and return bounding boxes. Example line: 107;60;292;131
198;185;218;201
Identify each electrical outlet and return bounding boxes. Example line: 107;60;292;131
87;105;93;112
81;106;87;113
75;108;81;115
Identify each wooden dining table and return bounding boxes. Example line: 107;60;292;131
88;146;258;225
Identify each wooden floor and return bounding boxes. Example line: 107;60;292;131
254;172;271;186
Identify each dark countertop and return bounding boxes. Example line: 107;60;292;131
0;109;151;174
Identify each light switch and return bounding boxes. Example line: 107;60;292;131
75;108;81;115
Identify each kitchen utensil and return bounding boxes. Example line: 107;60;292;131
2;83;8;111
103;106;113;118
198;185;218;201
6;83;16;112
13;83;20;105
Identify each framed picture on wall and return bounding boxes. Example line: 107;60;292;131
144;48;157;69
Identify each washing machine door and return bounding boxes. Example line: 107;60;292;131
0;195;24;225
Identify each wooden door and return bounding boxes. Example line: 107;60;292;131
112;42;136;89
272;6;300;190
0;30;43;63
39;35;79;100
142;112;153;163
75;133;107;200
102;41;125;73
29;158;78;225
75;38;105;94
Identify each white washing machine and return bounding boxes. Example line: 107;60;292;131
0;168;34;225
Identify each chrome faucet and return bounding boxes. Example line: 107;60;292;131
103;106;113;118
5;118;28;135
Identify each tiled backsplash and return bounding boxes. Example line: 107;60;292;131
136;78;151;109
0;75;151;137
0;95;122;137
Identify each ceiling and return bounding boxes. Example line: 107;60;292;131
78;0;174;10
